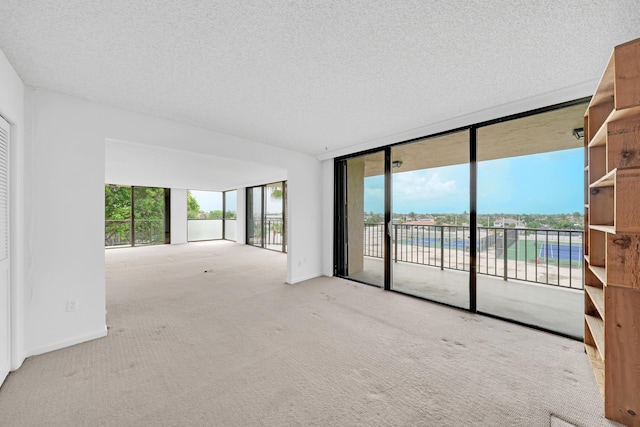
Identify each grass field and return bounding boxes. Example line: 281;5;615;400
500;240;583;267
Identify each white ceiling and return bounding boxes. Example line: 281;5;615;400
1;1;639;158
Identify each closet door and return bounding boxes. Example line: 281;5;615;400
0;115;11;385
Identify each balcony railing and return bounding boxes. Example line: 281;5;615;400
249;218;285;245
364;223;584;289
105;219;165;247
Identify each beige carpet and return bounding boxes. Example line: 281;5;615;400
0;241;621;426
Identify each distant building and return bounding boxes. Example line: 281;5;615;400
405;219;436;226
493;218;525;228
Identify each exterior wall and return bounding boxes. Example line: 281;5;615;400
346;158;365;274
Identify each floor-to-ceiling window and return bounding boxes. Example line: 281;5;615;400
187;190;223;241
335;99;588;337
246;181;287;252
105;184;170;247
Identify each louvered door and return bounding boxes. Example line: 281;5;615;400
0;115;10;385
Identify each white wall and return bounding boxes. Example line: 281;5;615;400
0;49;25;371
170;189;188;244
321;159;334;277
24;89;108;356
235;188;246;244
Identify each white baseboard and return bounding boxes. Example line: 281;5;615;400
0;360;9;386
27;326;108;358
287;272;324;285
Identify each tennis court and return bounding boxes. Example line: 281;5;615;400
538;243;583;261
405;237;470;249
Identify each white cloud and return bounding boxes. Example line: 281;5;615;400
394;171;459;200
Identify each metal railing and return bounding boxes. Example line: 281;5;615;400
364;223;584;289
105;219;165;247
249;218;285;251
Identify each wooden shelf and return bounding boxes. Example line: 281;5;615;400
589;265;607;285
585;285;605;318
590;169;616;188
587;114;610;148
589;53;615;108
585;343;605;399
585;314;605;360
589;168;640;234
608;104;640;123
589;224;615;234
584;38;640;426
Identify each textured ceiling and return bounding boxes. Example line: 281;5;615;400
0;1;639;158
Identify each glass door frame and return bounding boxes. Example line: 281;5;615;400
333;147;393;290
334;97;590;320
246;181;287;253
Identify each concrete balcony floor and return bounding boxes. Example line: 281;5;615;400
348;257;584;339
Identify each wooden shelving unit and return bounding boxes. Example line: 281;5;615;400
583;37;640;427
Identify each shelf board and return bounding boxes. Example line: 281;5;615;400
585;314;605;361
584;343;605;399
589;224;615;234
589;265;607;285
590;168;617;188
588;123;607;148
589;53;615;108
608;104;640;123
587;106;640;148
584;254;590;264
585;285;605;318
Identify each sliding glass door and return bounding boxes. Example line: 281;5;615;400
476;102;587;337
335;99;589;337
335;151;386;287
246;182;287;252
265;182;286;252
391;131;470;308
247;187;263;247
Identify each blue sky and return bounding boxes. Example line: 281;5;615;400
364;148;584;215
190;190;237;212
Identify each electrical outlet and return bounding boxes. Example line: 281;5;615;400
66;300;79;312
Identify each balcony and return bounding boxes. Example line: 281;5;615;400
354;224;584;338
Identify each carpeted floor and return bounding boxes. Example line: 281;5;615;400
0;241;621;426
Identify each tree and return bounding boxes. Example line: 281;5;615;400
365;213;383;224
105;185;168;245
133;187;166;244
105;185;132;244
187;191;201;219
207;210;223;220
270;187;283;201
